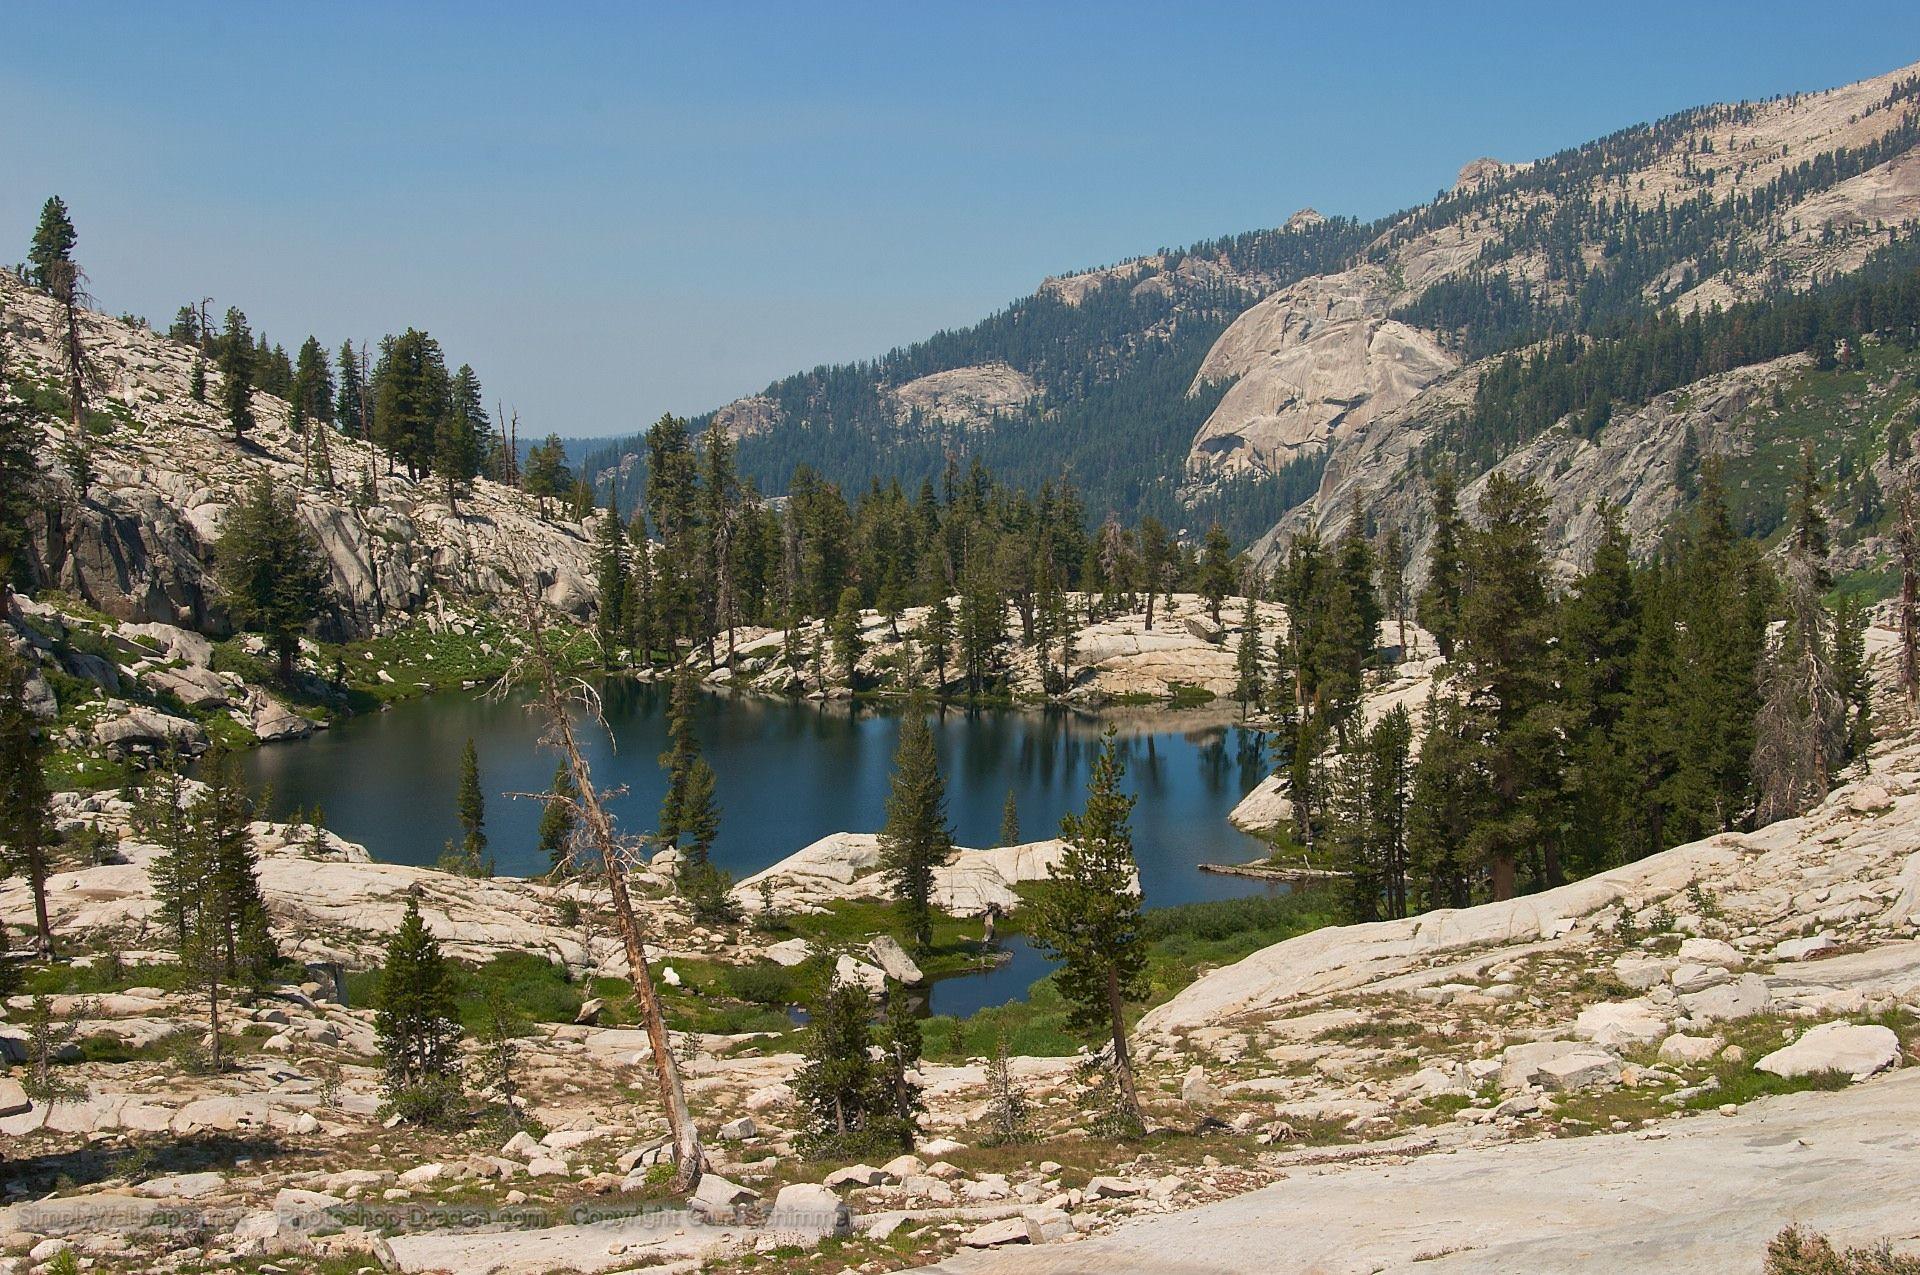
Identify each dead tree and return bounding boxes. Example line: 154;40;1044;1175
503;569;705;1190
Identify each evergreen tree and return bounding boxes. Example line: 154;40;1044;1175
219;307;256;442
1233;593;1264;711
1380;527;1409;651
657;665;702;849
983;1031;1031;1145
594;498;630;666
792;977;893;1157
189;358;206;402
374;897;465;1125
830;585;864;687
921;594;954;688
536;760;579;873
1138;517;1172;630
1789;441;1833;589
1198;522;1235;624
1754;548;1845;825
1030;727;1146;1132
0;643;55;957
997;788;1020;847
878;979;923;1147
1417;466;1465;659
878;703;951;952
372;329;452;481
1833;593;1872;764
1454;473;1565;897
214;476;332;682
27;197;76;291
334;340;367;438
456;737;488;872
0;336;42;600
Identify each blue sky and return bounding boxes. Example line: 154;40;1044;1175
6;3;1919;439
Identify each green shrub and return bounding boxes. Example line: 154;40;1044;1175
1765;1225;1920;1274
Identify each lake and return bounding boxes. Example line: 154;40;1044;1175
241;683;1282;1013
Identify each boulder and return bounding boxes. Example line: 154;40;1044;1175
1573;999;1670;1049
91;705;206;758
1535;1051;1624;1092
834;955;888;996
1181;1064;1216;1104
767;1183;851;1238
1680;973;1770;1023
689;1173;757;1222
0;1078;29;1118
1086;1176;1148;1199
867;935;925;985
1657;1033;1725;1066
824;1163;892;1188
134;1171;225;1199
1184;614;1225;644
764;938;812;967
963;1217;1033;1247
1771;934;1837;961
1613;955;1673;991
1756;1023;1902;1082
574;997;604;1026
250;694;315;742
1670;963;1728;993
1676;938;1743;968
1499;1040;1597;1092
144;663;230;708
717;1116;756;1141
1024;1208;1075;1243
919;1136;966;1157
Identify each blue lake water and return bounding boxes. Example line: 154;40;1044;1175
241;683;1283;1012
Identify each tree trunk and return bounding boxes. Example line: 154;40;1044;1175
1104;965;1142;1130
29;847;51;959
207;977;223;1071
1491;854;1516;902
517;581;704;1192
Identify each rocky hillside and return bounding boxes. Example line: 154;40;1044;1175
586;58;1920;580
1;271;596;640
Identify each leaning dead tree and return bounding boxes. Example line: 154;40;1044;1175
501;566;704;1190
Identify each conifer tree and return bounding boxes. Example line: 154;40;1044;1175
1898;485;1919;710
997;788;1020;847
0;335;42;602
1789;441;1833;589
214;476;332;682
830;585;864;687
1138;517;1172;630
594;497;630;666
27;197;76;291
536;760;579;873
219;307;256;442
456;737;488;872
0;643;55;957
372;329;452;481
878;978;923;1147
792;977;892;1157
1833;594;1872;763
189;358;206;403
878;702;951;952
1380;527;1409;651
1030;727;1146;1131
1234;593;1264;712
1418;466;1465;659
374;896;465;1125
657;665;702;848
984;1030;1031;1145
1198;522;1235;624
922;594;954;688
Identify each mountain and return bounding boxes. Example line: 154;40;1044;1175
585;58;1920;580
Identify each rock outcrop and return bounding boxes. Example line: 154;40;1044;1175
2;273;596;639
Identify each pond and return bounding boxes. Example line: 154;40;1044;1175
241;682;1283;1013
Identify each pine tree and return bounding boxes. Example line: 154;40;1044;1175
984;1031;1031;1145
374;897;465;1125
219;307;256;442
1234;594;1264;712
214;476;332;682
594;498;630;666
1789;441;1833;590
657;665;702;849
792;977;891;1158
1380;527;1409;652
1030;726;1146;1132
1138;517;1172;630
1198;522;1235;624
372;329;453;481
1753;552;1845;825
1417;466;1465;660
922;594;954;689
878;703;950;952
0;642;55;957
0;336;42;601
536;760;579;873
456;737;488;873
1899;485;1920;711
189;358;206;402
27;197;76;291
878;978;923;1148
997;788;1020;847
1454;473;1565;898
830;586;864;687
1833;594;1872;763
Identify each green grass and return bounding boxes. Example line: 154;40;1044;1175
920;887;1337;1060
347;950;591;1030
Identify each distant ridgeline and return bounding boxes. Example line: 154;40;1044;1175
583;65;1920;555
581;214;1375;544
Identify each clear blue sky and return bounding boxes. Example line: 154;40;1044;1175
6;3;1919;439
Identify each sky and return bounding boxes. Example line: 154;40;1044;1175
7;3;1920;441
